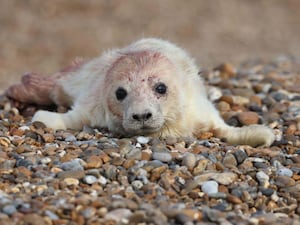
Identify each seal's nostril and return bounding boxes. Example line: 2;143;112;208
132;114;140;121
145;112;152;120
132;112;152;122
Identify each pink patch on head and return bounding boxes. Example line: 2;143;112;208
107;99;122;118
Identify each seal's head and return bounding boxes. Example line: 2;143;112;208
104;51;185;137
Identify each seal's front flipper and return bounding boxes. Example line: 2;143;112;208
214;124;275;147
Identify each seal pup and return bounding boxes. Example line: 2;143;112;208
6;38;275;147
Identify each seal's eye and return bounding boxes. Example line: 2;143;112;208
155;83;167;95
115;87;127;101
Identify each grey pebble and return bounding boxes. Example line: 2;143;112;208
234;149;248;164
2;204;17;216
152;152;172;163
181;152;196;170
44;210;59;220
277;167;293;177
60;158;84;171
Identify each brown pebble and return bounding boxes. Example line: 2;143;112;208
226;194;242;204
286;124;297;135
193;159;209;175
42;133;55;143
223;153;237;168
214;63;236;79
217;101;231;112
141;149;152;161
57;170;85;180
237;111;260;125
85;155;103;169
275;176;296;187
250;95;262;106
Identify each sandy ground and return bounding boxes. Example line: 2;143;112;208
1;0;300;92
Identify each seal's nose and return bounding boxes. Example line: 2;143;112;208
132;112;152;122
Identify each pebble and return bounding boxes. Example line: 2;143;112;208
237;111;260;125
64;177;79;186
181;152;197;171
201;181;219;194
277;167;293;177
152;151;172;163
2;204;17;216
223;153;237;167
275;176;296;187
60;158;84;171
0;57;300;224
256;171;270;187
104;208;132;222
234;149;248;164
83;175;98;184
136;136;150;144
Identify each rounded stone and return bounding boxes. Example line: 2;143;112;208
201;181;219;194
152;152;172;163
83;175;98;184
277;167;293;177
237;111;260;125
136;136;150;144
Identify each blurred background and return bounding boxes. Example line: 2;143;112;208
1;0;300;92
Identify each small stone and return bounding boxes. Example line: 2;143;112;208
275;176;296;187
201;181;218;194
60;159;84;171
237;112;260;125
181;152;197;171
152;151;172;163
277;167;293;177
256;171;269;187
131;180;144;190
0;137;11;147
223;153;237;167
226;194;242;204
83;175;98;184
42;133;55;143
64;177;79;186
2;205;17;216
85;155;103;169
211;172;238;185
136;136;150;144
64;134;77;142
193;159;209;175
82;207;96;219
234;149;248;164
214;63;236;79
105;208;132;222
57;170;85;180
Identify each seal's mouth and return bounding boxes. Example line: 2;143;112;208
124;125;161;136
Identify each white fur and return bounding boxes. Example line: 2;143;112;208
32;38;275;147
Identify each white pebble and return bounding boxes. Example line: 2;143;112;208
131;180;144;190
136;136;150;144
40;157;52;165
256;171;269;187
277;167;293;177
19;126;30;131
83;175;98;184
64;135;77;142
201;180;219;194
98;175;107;185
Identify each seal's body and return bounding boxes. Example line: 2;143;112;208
7;38;275;147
